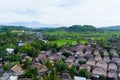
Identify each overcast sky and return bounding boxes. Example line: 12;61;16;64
0;0;120;27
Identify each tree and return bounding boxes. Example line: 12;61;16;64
79;68;90;78
55;60;68;73
23;58;32;69
41;69;61;80
69;65;77;76
62;52;72;57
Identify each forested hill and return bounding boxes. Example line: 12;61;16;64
47;25;97;32
0;25;31;32
101;25;120;30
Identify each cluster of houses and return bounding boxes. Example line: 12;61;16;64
37;43;120;80
1;43;120;80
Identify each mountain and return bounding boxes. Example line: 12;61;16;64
0;21;61;28
101;25;120;30
47;25;97;32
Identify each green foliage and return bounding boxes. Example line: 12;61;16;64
41;69;61;80
109;52;113;59
100;75;106;80
4;54;21;62
43;59;53;70
69;65;77;76
78;60;86;65
99;50;104;57
118;52;120;56
55;60;68;73
62;52;72;57
23;67;38;79
23;58;32;69
103;45;113;52
79;68;90;78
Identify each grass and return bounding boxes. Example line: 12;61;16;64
51;39;77;46
50;39;88;46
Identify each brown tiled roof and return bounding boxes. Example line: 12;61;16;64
11;65;22;73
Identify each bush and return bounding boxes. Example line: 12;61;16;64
79;68;90;78
79;60;86;65
62;52;72;57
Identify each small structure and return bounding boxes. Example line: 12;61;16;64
6;48;14;54
11;65;23;75
62;73;72;80
74;76;86;80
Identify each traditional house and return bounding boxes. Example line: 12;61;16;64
86;60;96;66
112;56;120;64
31;63;48;76
79;64;91;72
92;67;107;76
46;51;52;57
38;54;47;63
94;50;100;56
11;65;23;76
75;51;85;58
107;69;118;80
62;73;72;80
48;54;58;61
95;55;102;61
96;61;107;69
103;56;110;62
103;49;109;56
108;62;117;71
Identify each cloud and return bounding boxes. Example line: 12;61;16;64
0;0;120;27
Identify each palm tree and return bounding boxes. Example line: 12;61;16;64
40;69;61;80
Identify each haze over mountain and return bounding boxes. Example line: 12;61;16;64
0;21;62;28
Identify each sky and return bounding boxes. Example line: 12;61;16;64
0;0;120;27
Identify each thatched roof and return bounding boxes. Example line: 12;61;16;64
46;51;52;57
92;67;107;76
103;56;110;62
94;50;100;56
85;53;94;59
48;54;58;61
110;49;119;57
103;49;109;56
107;70;118;78
75;51;85;57
79;64;91;72
31;63;48;73
38;54;47;62
112;56;120;64
96;61;107;69
75;58;87;64
95;55;102;61
11;65;23;73
86;60;95;66
108;63;117;71
66;56;75;63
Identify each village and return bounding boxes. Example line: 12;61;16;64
0;41;120;80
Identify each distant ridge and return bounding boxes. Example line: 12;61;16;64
101;25;120;30
0;21;62;28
